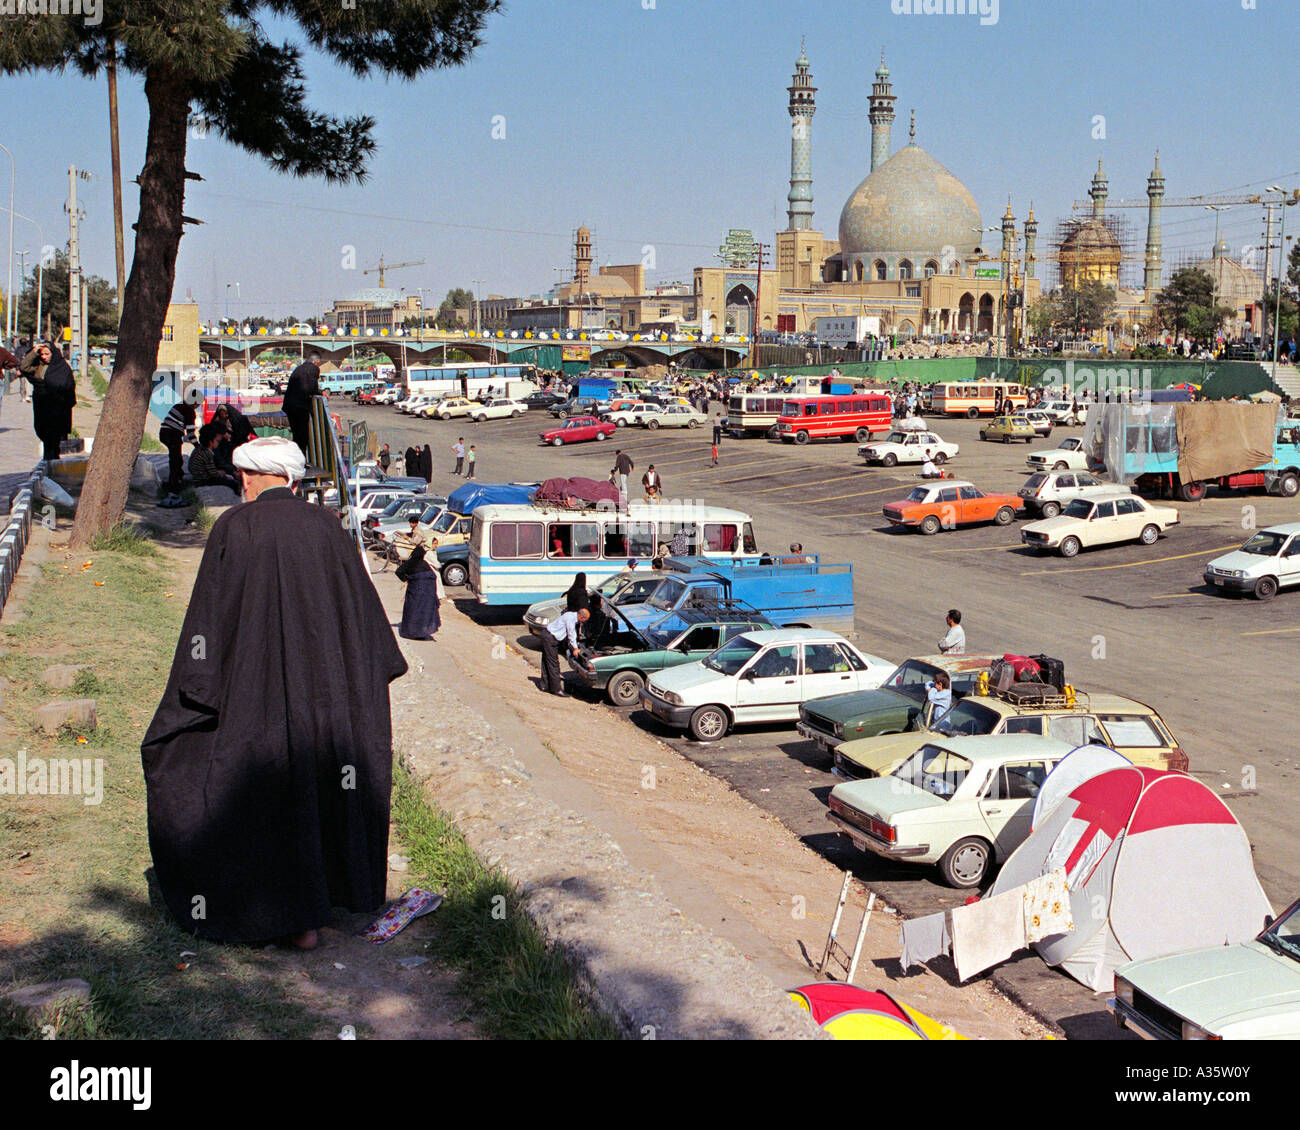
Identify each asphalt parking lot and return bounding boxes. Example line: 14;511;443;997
346;398;1300;1034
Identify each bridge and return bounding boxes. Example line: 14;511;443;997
195;330;750;374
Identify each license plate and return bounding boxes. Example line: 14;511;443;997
1214;578;1224;586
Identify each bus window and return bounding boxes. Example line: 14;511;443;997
804;403;819;417
852;399;868;412
704;524;738;552
627;522;656;557
742;523;758;554
548;522;601;558
491;521;544;559
659;524;699;555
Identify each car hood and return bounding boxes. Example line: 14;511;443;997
1207;550;1263;573
647;662;722;694
836;731;929;774
1021;515;1081;534
1029;448;1074;460
802;686;916;723
830;776;946;820
1121;941;1300;1034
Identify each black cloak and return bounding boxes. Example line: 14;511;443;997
404;446;420;478
396;550;440;639
281;360;320;416
22;348;76;450
141;487;408;942
421;445;433;483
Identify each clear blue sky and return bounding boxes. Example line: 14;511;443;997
2;0;1297;322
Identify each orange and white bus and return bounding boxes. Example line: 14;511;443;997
930;381;1028;418
775;393;893;445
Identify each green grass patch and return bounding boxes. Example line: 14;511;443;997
139;434;164;453
90;367;109;398
0;549;325;1040
193;506;217;534
89;521;161;558
391;760;621;1041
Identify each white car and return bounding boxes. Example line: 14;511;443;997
426;396;475;420
826;735;1071;888
1017;469;1131;517
1021;409;1055;437
638;629;894;743
372;387;402;405
1204;522;1300;601
1039;400;1085;426
1021;492;1179;557
469;398;528;422
398;394;437;415
638;404;708;430
859;430;959;467
603;403;658;428
1026;435;1091;472
346;485;421;524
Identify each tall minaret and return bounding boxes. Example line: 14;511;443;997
1090;156;1109;219
1144;151;1165;296
786;39;816;232
868;50;897;172
1024;204;1038;279
1001;199;1016;262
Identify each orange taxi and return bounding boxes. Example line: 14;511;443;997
882;479;1025;535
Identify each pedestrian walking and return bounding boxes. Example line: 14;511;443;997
614;449;634;502
712;413;724;445
377;443;391;473
452;437;465;476
711;440;719;466
539;606;591;696
466;444;477;480
282;351;321;455
19;341;77;463
938;609;965;654
396;543;442;640
159;400;197;500
141;436;407;947
642;464;662;503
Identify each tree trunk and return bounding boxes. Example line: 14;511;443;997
70;66;190;549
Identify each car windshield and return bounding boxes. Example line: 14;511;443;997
1240;531;1287;556
1258;902;1300;964
703;636;761;676
883;432;907;444
882;659;941;700
646;578;688;611
1062;499;1093;519
891;746;973;800
596;573;633;596
904;487;932;503
642;628;676;650
418;505;443;524
431;511;459;533
380;497;414;518
933;700;1002;736
1024;474;1047;491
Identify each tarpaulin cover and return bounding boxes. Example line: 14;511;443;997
448;482;536;515
1175;402;1277;483
533;477;620;506
787;984;965;1040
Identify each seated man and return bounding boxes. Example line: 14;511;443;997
919;451;941;479
188;424;239;492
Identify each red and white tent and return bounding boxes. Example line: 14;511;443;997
988;766;1272;991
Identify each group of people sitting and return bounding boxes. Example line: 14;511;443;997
158;400;257;506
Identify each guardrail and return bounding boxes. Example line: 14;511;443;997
0;466;44;618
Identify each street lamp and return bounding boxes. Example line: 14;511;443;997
1267;186;1297;385
0;207;44;342
472;278;486;338
0;141;15;344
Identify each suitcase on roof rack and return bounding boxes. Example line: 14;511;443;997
1028;654;1065;692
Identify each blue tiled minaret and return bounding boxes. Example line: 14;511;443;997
1145;151;1165;295
786;39;816;231
869;50;897;172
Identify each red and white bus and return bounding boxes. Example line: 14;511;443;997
930;381;1028;418
775;393;893;445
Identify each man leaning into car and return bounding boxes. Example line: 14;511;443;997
540;607;591;697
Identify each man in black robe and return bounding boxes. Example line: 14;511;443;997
282;351;322;455
141;436;408;947
20;342;78;462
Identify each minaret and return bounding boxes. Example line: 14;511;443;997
1024;204;1038;279
1090;156;1109;219
786;39;816;232
574;225;592;294
1001;199;1016;261
868;50;897;172
1144;151;1165;295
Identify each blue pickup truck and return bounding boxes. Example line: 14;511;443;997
618;555;855;637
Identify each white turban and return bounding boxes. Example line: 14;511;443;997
232;436;306;483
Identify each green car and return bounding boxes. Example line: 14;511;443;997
796;654;998;754
573;603;772;706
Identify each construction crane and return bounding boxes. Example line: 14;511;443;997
1072;188;1300;211
363;255;425;288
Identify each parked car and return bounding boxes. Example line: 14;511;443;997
1039;399;1085;426
603;403;658;428
1109;895;1300;1039
638;629;895;742
639;404;708;430
1026;436;1091;472
550;397;603;418
882;480;1024;534
859;430;959;467
372;494;446;524
523;390;567;411
827;735;1073;887
434;541;470;587
425;508;474;546
523;570;672;635
1018;469;1131;517
469;398;528;422
797;654;999;753
1204;522;1300;601
579;605;774;706
399;394;439;415
833;686;1189;779
1021;493;1179;557
1020;409;1054;437
979;415;1037;443
539;415;617;446
426;396;476;420
372;387;402;405
346;485;421;524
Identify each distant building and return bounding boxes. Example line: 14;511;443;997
157;301;200;369
1193;238;1265;339
327;286;422;331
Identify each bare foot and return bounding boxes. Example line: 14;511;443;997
287;929;319;950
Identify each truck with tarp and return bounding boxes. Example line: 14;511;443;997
1082;401;1300;501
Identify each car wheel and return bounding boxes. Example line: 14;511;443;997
607;670;645;707
920;514;942;536
1053;460;1068;470
689;705;729;742
882;452;898;467
1059;535;1081;558
647;420;659;430
1253;576;1279;601
993;506;1015;526
688;419;698;428
615;418;626;427
1139;523;1160;545
1003;434;1011;444
939;837;991;889
595;431;608;440
855;427;871;443
552;437;564;447
1275;472;1299;498
966;407;979;419
512;410;522;417
1040;500;1061;518
794;430;810;445
442;562;468;587
933;452;947;465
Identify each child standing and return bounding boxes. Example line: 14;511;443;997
466;445;477;480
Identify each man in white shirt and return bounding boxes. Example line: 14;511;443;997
938;609;965;654
920;450;939;479
451;438;465;476
540;607;591;696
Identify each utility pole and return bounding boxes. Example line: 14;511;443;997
1262;202;1278;350
13;249;28;333
66;165;90;379
107;42;127;322
751;241;769;368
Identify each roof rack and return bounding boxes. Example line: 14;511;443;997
992;684;1089;710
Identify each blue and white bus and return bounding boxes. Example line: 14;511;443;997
468;502;759;605
407;362;539;402
320;369;381;395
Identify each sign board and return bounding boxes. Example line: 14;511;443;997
717;229;759;269
349;420;368;467
814;315;881;346
974;266;1002;280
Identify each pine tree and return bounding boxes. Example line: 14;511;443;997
0;0;499;546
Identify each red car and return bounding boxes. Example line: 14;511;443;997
540;415;616;447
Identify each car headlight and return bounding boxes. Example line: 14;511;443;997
662;691;683;706
533;616;550;627
1114;977;1134;1006
833;722;845;738
1224;569;1243;579
1182;1020;1220;1040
